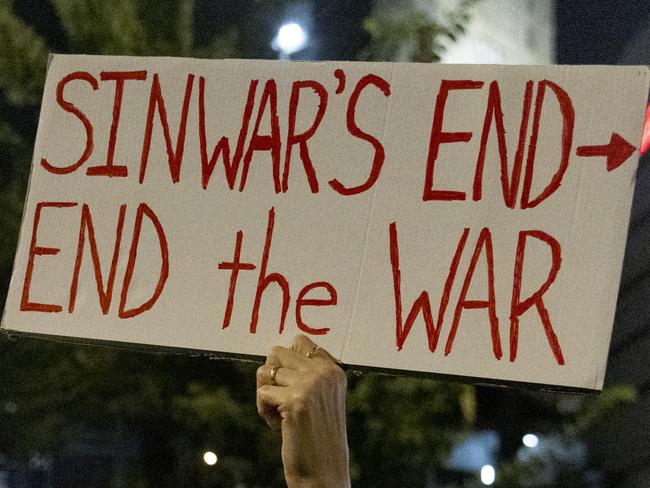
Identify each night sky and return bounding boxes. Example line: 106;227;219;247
11;0;375;61
556;0;650;64
12;1;650;65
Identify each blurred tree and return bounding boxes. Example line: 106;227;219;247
360;0;479;63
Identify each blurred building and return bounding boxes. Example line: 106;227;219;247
376;0;555;65
436;0;555;65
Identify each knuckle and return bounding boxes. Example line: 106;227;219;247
290;334;309;352
296;333;310;346
289;335;300;351
266;347;281;364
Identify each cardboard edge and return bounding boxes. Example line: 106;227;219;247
0;328;599;395
3;57;636;394
1;53;58;333
595;67;650;390
33;54;650;74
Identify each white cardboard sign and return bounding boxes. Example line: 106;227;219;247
2;55;649;390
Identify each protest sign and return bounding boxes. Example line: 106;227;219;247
2;55;648;391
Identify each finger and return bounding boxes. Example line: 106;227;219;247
261;409;281;430
291;334;338;363
256;385;285;430
268;346;310;371
256;363;302;387
257;384;292;408
289;334;317;354
257;384;294;430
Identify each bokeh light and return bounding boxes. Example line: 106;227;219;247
203;451;218;466
522;433;540;448
480;464;496;485
275;23;307;55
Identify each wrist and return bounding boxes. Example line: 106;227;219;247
285;449;351;488
285;473;351;488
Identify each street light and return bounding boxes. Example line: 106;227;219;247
522;433;539;448
273;22;307;59
480;464;495;485
203;451;218;466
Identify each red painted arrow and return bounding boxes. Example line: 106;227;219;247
576;132;637;172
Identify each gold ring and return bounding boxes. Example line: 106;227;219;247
270;366;279;386
306;345;321;359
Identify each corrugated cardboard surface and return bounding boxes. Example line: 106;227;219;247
2;55;648;390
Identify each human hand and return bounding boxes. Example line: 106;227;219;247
256;334;351;488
